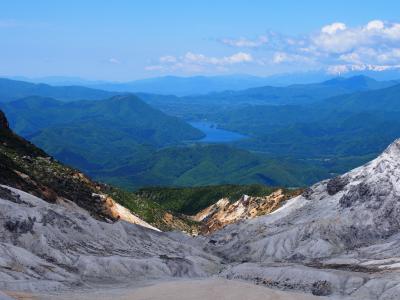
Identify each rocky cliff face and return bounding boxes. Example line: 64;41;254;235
204;139;400;298
192;189;301;234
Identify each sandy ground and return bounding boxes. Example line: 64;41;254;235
3;278;335;300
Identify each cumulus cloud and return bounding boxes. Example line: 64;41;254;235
146;52;253;73
321;22;347;34
309;20;400;73
267;20;400;74
221;36;268;48
311;20;400;54
146;20;400;75
366;20;385;31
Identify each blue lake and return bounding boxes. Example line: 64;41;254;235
189;121;248;143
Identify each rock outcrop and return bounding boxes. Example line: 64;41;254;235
192;189;300;234
205;139;400;298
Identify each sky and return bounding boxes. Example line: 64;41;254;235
1;0;400;81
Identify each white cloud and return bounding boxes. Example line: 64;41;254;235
269;20;400;74
183;52;252;65
366;20;384;31
222;52;253;64
146;52;253;73
376;48;400;63
221;36;268;48
312;20;400;54
339;52;363;64
146;20;400;75
321;22;347;34
327;64;350;75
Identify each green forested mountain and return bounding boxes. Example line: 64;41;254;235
2;95;204;144
321;83;400;112
206;83;400;159
3;95;329;189
90;144;332;189
0;78;117;102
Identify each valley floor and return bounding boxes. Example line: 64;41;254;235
3;278;336;300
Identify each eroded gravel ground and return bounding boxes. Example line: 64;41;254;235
4;278;339;300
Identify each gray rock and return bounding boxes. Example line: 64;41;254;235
326;176;349;196
311;280;332;296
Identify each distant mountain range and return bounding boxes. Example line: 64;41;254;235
137;75;399;119
0;77;117;102
9;69;400;96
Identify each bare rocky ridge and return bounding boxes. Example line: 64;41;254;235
0;186;220;293
192;189;300;234
204;139;400;299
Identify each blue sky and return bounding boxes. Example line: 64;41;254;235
1;0;400;80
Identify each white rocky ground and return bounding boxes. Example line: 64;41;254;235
3;140;400;299
8;278;336;300
204;139;400;299
0;186;220;294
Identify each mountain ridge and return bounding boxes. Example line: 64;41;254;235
0;77;118;102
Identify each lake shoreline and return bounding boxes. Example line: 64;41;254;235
189;120;248;143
